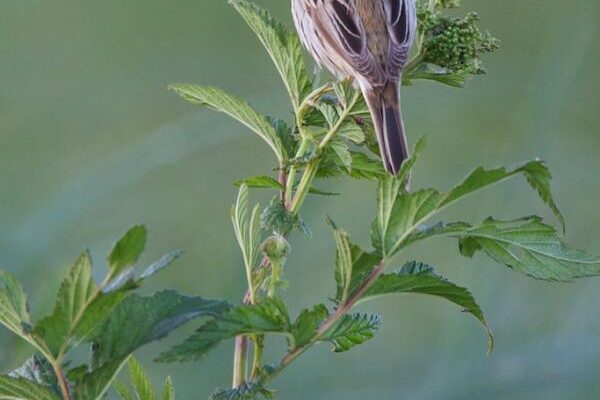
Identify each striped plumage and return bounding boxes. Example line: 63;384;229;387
292;0;417;174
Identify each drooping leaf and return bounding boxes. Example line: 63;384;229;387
0;376;60;400
291;304;329;349
230;0;311;110
363;261;493;352
91;290;230;366
109;225;147;278
450;217;600;282
169;84;287;161
320;313;381;352
158;298;290;363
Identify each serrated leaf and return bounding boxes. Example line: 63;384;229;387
128;358;155;400
320;313;381;352
0;376;60;400
169;84;287;161
34;252;96;356
230;0;311;110
291;304;329;348
109;226;147;278
441;160;565;231
372;157;565;259
0;271;33;344
450;217;600;281
337;120;365;144
363;261;493;352
158;298;290;363
348;152;386;180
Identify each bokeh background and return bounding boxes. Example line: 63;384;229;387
1;0;600;399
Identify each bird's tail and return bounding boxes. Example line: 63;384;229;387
362;82;409;175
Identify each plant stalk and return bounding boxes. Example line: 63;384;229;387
51;361;72;400
232;336;249;388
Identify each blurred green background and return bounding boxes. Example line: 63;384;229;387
1;0;599;398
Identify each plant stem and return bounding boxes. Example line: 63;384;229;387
250;335;264;380
232;336;248;388
51;361;72;400
232;84;358;389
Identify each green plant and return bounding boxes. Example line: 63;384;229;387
1;1;598;400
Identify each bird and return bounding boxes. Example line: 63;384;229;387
292;0;417;175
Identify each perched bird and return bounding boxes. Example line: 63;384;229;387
292;0;417;174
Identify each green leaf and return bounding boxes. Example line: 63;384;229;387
34;251;96;356
109;225;147;278
320;314;381;352
450;217;600;282
291;304;329;348
73;358;129;400
372;186;444;258
114;382;133;400
91;290;229;366
161;377;175;400
169;84;287;161
441;160;565;231
230;0;311;110
128;358;155;400
372;158;565;259
403;62;468;88
363;261;494;353
260;196;298;236
348;152;386;180
234;176;282;190
231;185;262;274
327;218;353;303
0;271;33;344
158;298;290;362
0;376;60;400
139;250;183;281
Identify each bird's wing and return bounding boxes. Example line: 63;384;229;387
383;0;417;78
307;0;387;84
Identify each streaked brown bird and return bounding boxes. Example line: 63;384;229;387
292;0;417;174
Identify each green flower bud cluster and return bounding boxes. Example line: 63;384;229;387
418;8;500;75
